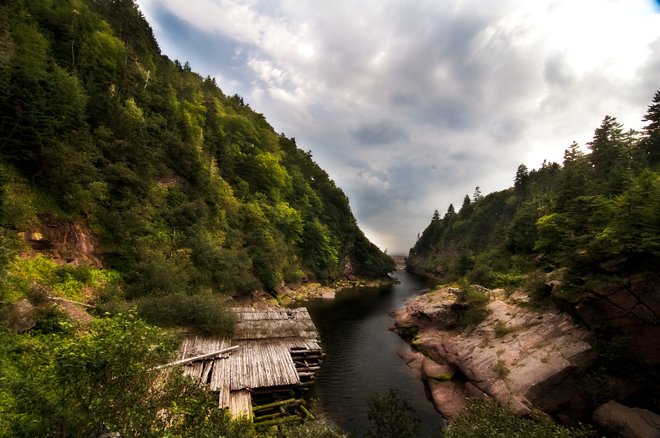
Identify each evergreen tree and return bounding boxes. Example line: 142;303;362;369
514;164;529;190
588;115;628;195
641;90;660;166
462;195;471;209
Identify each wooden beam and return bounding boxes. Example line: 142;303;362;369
154;345;239;369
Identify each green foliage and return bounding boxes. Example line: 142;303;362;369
0;312;252;437
276;404;347;438
0;0;392;307
0;253;120;304
445;397;594;438
453;280;490;329
366;389;421;438
135;291;236;336
408;92;660;294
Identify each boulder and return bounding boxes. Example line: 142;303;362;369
396;348;424;378
428;380;466;419
593;401;660;438
1;299;37;332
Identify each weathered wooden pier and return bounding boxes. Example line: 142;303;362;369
175;307;324;426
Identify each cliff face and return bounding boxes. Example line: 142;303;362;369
391;286;596;422
555;271;660;365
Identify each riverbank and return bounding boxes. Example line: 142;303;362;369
389;282;660;436
390;284;594;421
237;276;398;308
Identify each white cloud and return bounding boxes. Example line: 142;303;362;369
137;0;660;253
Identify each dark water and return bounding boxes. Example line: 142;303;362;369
303;269;445;437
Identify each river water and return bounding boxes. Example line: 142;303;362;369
302;269;445;437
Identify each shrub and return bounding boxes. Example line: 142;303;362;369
493;359;510;379
445;397;594;438
455;279;490;329
494;321;517;338
0;312;252;437
277;405;347;438
366;389;421;438
136;291;236;336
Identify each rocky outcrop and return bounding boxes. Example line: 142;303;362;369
391;286;595;420
21;216;101;267
396;348;466;419
593;401;660;438
557;271;660;365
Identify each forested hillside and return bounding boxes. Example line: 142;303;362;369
0;1;392;435
0;0;393;306
408;93;659;290
407;93;660;413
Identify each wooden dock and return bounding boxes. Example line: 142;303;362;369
176;307;324;423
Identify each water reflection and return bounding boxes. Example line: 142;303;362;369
302;270;444;437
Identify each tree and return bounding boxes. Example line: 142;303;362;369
473;186;482;202
640;90;660;166
514;164;529;190
366;389;420;438
558;142;590;207
588;115;629;195
0;312;252;437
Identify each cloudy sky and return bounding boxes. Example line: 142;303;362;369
136;0;660;254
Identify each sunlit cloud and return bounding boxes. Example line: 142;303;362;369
137;0;660;253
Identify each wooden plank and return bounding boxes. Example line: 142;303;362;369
155;345;239;369
228;389;252;419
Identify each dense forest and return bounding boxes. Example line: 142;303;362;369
408;92;659;290
408;92;660;416
0;0;393;435
0;0;393;302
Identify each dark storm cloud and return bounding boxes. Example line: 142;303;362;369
351;120;409;145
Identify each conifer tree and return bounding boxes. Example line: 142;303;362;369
641;90;660;166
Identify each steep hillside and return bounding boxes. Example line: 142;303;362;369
0;0;393;314
406;94;660;423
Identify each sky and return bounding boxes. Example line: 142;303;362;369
136;0;660;254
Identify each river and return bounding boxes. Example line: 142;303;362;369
302;268;445;437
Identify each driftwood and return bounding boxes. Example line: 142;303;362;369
154;346;239;369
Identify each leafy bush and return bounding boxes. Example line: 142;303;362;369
494;321;516;338
0;311;253;437
136;291;236;336
445;397;594;438
366;389;421;438
277;405;347;438
454;280;491;329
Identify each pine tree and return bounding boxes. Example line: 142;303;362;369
641;90;660;166
588;115;628;195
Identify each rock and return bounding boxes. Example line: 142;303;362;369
428;380;466;419
421;356;454;381
24;218;102;267
392;286;593;419
593;401;660;438
1;299;37;332
396;348;424;378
